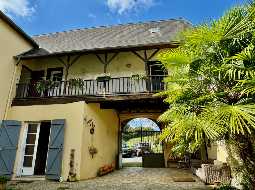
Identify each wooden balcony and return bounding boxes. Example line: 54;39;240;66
14;76;166;106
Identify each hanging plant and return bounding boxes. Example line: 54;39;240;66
131;74;147;80
96;73;111;82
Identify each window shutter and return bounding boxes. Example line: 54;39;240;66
0;120;21;178
45;119;65;180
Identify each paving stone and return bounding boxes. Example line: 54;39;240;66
7;167;211;190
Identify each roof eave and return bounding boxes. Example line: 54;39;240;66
17;42;179;60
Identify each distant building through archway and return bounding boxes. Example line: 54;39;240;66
121;118;164;168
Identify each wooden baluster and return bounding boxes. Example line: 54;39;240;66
118;78;120;94
92;80;95;95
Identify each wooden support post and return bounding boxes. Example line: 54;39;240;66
132;49;160;76
57;54;82;80
95;52;119;73
148;49;160;60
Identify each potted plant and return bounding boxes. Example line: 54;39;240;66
96;75;111;82
0;176;8;190
68;78;84;89
35;80;53;96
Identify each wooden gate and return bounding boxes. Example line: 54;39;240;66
122;128;164;168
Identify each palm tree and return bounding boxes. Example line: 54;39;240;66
158;2;255;189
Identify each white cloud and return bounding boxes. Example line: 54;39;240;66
107;0;155;14
88;13;96;19
0;0;35;17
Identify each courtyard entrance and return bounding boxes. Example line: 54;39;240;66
121;118;165;168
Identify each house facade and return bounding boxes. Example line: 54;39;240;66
0;11;38;121
0;12;228;182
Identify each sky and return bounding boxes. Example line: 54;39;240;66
127;118;160;131
0;0;248;36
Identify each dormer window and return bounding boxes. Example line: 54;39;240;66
149;27;160;34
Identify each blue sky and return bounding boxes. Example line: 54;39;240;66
0;0;247;36
127;118;160;131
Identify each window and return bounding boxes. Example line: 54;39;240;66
46;68;63;81
148;61;167;76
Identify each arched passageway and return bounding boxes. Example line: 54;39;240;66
120;118;164;168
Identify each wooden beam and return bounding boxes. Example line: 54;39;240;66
96;54;106;65
57;57;68;67
19;43;175;60
22;65;33;72
67;55;71;64
96;52;119;73
70;54;82;66
105;53;108;63
147;49;160;60
132;51;146;62
57;54;82;80
107;52;119;64
144;50;148;60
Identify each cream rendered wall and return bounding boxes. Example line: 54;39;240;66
8;102;119;181
207;141;228;162
80;103;119;180
0;18;32;120
21;50;164;80
216;141;228;163
7;102;85;181
207;143;217;160
69;52;146;79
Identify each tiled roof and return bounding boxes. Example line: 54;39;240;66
19;19;191;58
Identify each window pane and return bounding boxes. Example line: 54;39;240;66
26;134;36;144
23;156;33;167
28;124;38;133
25;145;34;155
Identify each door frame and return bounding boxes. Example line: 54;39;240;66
18;122;41;176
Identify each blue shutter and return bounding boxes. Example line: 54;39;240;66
0;120;21;178
46;119;65;180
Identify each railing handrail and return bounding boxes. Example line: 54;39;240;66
15;75;166;99
17;75;166;85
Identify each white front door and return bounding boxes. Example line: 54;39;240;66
21;123;40;176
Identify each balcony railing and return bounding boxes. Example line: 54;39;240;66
15;76;166;99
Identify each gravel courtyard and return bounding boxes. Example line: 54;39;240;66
8;167;211;190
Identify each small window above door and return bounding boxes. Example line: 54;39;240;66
46;68;63;81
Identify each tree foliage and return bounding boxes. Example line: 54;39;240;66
158;2;255;189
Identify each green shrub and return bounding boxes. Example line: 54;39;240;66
217;184;237;190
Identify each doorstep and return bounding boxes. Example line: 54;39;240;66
12;175;45;181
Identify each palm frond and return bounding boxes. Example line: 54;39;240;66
219;62;255;80
228;44;255;62
236;78;255;95
219;7;255;40
158;48;193;68
206;104;255;135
